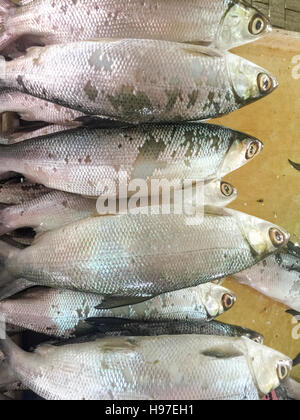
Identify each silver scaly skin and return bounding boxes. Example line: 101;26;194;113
233;243;300;312
0;334;292;400
0;123;262;197
0;190;98;235
0;179;49;205
0;283;236;338
0;40;278;123
0;89;84;125
0;180;237;236
0;0;271;51
0;207;290;298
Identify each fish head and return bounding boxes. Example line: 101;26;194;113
240;337;292;396
217;1;271;50
201;283;236;318
204;179;237;207
219;133;263;177
242;330;264;345
227;209;290;257
226;53;278;105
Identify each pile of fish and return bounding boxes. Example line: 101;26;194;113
0;0;298;401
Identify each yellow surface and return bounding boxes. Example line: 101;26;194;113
214;29;300;381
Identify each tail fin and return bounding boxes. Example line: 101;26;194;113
0;1;16;51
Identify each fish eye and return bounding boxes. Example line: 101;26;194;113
252;336;264;344
220;182;233;197
249;14;266;35
222;293;235;311
269;228;285;248
257;73;273;94
246;140;260;160
276;362;289;381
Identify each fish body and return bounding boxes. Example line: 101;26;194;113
0;283;236;338
86;318;264;343
0;40;278;123
0;180;237;236
0;334;291;400
7;125;75;144
0;208;290;298
233;244;300;311
0;190;97;235
0;123;262;197
0;179;49;205
0;89;84;126
0;0;271;51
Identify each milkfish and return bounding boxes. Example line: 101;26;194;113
0;40;278;123
0;207;290;300
0;333;292;400
0;178;49;205
0;0;271;52
0;123;262;197
233;242;300;312
0;179;237;236
0;283;236;338
86;318;264;343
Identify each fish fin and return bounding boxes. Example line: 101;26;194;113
0;278;34;301
94;295;149;310
293;353;300;367
75;115;132;129
34;344;56;357
286;309;300;320
0;238;19;265
0;206;13;236
288;159;300;172
0;1;16;50
201;345;243;359
85;317;141;333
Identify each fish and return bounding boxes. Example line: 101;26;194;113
86;318;264;343
0;178;49;205
0;123;263;197
0;333;292;400
0;283;236;338
0;180;237;236
0;40;278;123
233;242;300;312
0;89;84;126
0;190;97;236
0;207;290;300
0;0;271;52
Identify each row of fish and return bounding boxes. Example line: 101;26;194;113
0;0;298;401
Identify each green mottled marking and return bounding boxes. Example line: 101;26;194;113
108;86;153;120
187;90;199;109
84;81;98;102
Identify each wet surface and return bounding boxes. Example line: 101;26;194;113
215;29;300;381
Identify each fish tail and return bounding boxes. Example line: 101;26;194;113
0;1;16;51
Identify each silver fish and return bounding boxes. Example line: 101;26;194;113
0;123;262;197
0;89;84;126
0;334;292;400
86;318;264;343
0;180;237;236
0;190;97;235
0;40;278;123
0;178;49;205
233;243;300;312
0;0;271;52
0;283;236;338
0;208;290;299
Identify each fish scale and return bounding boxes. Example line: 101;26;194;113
1;208;289;297
0;334;291;400
0;124;260;197
0;39;277;123
0;0;270;51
